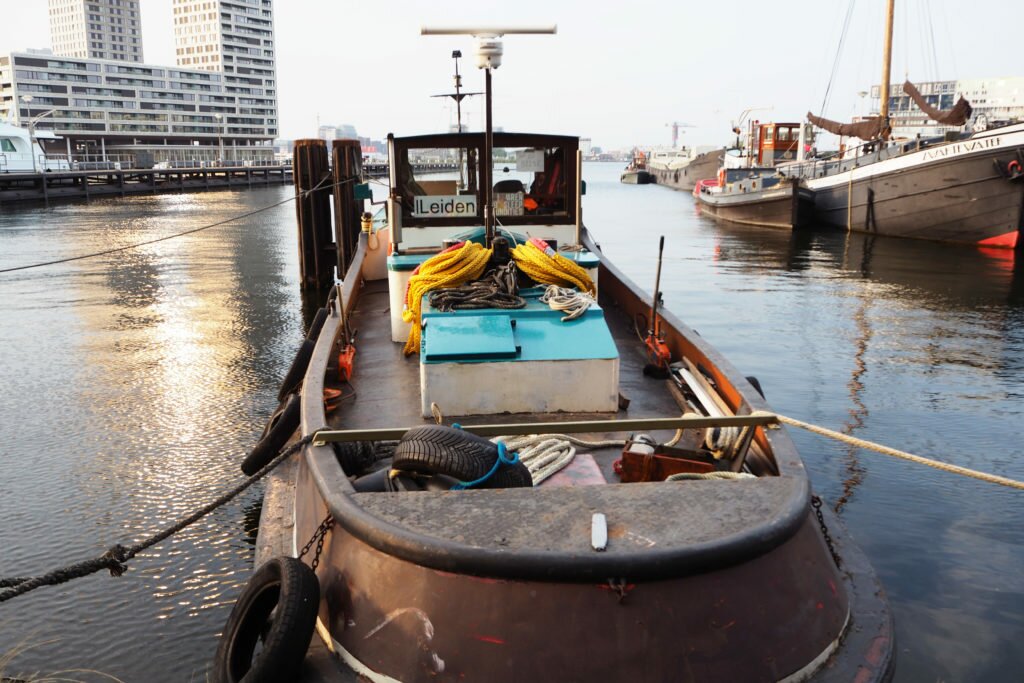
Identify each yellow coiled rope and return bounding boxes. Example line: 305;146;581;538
402;242;492;355
403;240;596;355
512;242;595;295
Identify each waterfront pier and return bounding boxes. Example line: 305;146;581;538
0;164;292;206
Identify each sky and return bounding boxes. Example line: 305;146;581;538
2;0;1023;151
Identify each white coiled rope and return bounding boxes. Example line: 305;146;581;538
540;285;596;322
493;434;624;485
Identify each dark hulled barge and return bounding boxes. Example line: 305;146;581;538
216;30;895;683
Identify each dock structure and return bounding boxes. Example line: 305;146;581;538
0;164;293;207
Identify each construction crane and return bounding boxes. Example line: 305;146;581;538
666;121;695;148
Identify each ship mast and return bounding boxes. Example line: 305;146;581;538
422;25;557;246
878;0;896;140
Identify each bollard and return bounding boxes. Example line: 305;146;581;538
293;139;335;290
331;139;364;276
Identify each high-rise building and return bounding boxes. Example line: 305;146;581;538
172;0;277;139
48;0;144;63
0;0;279;167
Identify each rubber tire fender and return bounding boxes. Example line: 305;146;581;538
276;338;315;403
745;375;766;399
212;556;320;683
241;394;300;476
393;425;532;488
304;306;329;343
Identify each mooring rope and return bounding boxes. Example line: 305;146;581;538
0;435;313;603
539;285;595;322
0;174;351;275
757;411;1024;491
427;262;526;312
666;471;756;481
493;434;625;485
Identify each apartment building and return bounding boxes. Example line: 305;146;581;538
0;0;277;167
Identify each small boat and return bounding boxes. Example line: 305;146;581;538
696;168;816;230
619;149;652;184
216;28;895;683
0;122;70;173
694;121;815;230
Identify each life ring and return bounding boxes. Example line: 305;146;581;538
241;394;300;475
1008;160;1021;176
212;556;320;683
392;425;532;488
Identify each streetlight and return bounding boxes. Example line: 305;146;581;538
20;94;56;173
210;113;223;165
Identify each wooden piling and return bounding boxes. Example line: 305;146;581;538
331;139;365;276
293;138;335;290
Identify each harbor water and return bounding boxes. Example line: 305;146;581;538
1;163;1022;681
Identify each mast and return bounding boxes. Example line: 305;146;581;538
422;25;557;247
879;0;896;140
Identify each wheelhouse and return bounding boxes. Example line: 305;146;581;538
388;131;580;235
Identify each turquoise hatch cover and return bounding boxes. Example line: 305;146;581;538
423;315;519;361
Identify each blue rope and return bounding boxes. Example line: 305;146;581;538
451;442;519;490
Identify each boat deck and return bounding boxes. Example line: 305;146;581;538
327;279;690;480
314;279;804;565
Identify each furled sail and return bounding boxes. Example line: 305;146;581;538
806;112;890;141
902;80;973;126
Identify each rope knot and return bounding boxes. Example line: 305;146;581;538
103;544;130;577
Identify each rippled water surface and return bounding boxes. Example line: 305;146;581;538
1;164;1022;681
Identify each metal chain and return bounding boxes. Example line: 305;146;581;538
811;495;842;568
298;514;334;571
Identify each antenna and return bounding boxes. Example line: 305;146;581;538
422;25;557;246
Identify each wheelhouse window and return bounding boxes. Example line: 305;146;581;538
399;145;480;219
492;145;569;218
392;132;578;229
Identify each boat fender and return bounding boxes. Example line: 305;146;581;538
392;425;532;489
717;168;725;188
212;556;319;683
276;338;315;403
745;375;766;399
304;306;329;343
241;394;301;475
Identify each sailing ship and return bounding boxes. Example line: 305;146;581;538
797;0;1024;249
211;27;895;683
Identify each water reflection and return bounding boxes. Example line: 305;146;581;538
0;188;305;681
0;171;1021;682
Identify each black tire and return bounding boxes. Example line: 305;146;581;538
242;394;300;476
276;338;315;403
393;425;532;488
212;556;320;683
304;306;329;343
745;375;766;399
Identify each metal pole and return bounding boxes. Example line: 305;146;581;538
484;66;494;246
312;413;779;445
29;120;37;174
650;235;665;337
